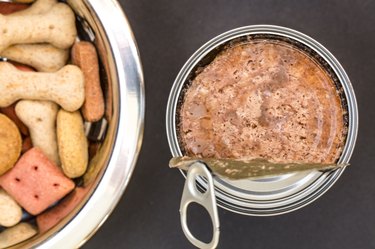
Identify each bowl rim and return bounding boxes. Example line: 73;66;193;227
27;0;145;247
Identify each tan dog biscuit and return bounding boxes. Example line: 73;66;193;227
11;0;56;16
0;114;22;176
57;110;88;178
1;44;69;72
16;100;59;164
0;223;38;248
0;3;76;52
0;62;85;112
0;189;22;227
72;41;105;122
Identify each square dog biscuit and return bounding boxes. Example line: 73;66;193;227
0;147;75;215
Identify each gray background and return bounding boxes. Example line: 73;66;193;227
84;0;375;248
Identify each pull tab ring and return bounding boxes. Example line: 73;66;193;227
180;161;220;249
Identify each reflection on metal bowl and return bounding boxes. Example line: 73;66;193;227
0;0;144;248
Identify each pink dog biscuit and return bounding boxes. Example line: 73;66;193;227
0;148;75;215
37;187;89;233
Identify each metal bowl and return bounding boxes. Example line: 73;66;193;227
2;0;144;248
166;25;358;216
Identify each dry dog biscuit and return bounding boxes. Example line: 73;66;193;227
22;136;33;154
0;148;75;215
13;0;57;15
0;114;22;176
0;103;29;136
0;2;29;15
0;223;38;248
72;41;105;122
11;0;56;16
16;100;60;164
37;187;89;233
0;189;22;227
1;44;69;72
0;3;76;52
57;110;88;178
13;0;36;3
0;62;85;112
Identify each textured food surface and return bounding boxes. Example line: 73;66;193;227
179;40;346;163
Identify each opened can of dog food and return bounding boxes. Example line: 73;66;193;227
166;25;358;216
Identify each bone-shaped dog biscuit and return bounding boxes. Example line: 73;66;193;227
16;100;60;165
0;3;76;52
10;0;57;16
0;62;85;112
1;44;69;72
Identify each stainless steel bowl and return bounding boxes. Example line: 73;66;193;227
166;25;358;216
2;0;144;248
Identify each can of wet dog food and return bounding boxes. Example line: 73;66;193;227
166;25;358;216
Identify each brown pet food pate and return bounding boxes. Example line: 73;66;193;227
178;38;347;164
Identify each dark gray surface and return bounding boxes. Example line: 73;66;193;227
84;0;375;248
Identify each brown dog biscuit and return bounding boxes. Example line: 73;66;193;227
36;187;89;233
57;110;88;178
13;0;35;3
72;41;105;122
0;103;29;136
0;2;29;15
0;114;22;176
22;136;33;154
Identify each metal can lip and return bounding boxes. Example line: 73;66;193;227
166;25;358;216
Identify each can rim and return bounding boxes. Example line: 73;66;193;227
166;25;358;216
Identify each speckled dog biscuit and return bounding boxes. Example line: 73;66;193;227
1;44;69;72
0;3;76;52
11;0;56;16
57;110;88;178
0;114;22;176
72;41;105;122
16;100;60;164
0;223;38;248
0;148;75;215
0;189;22;227
0;62;85;111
